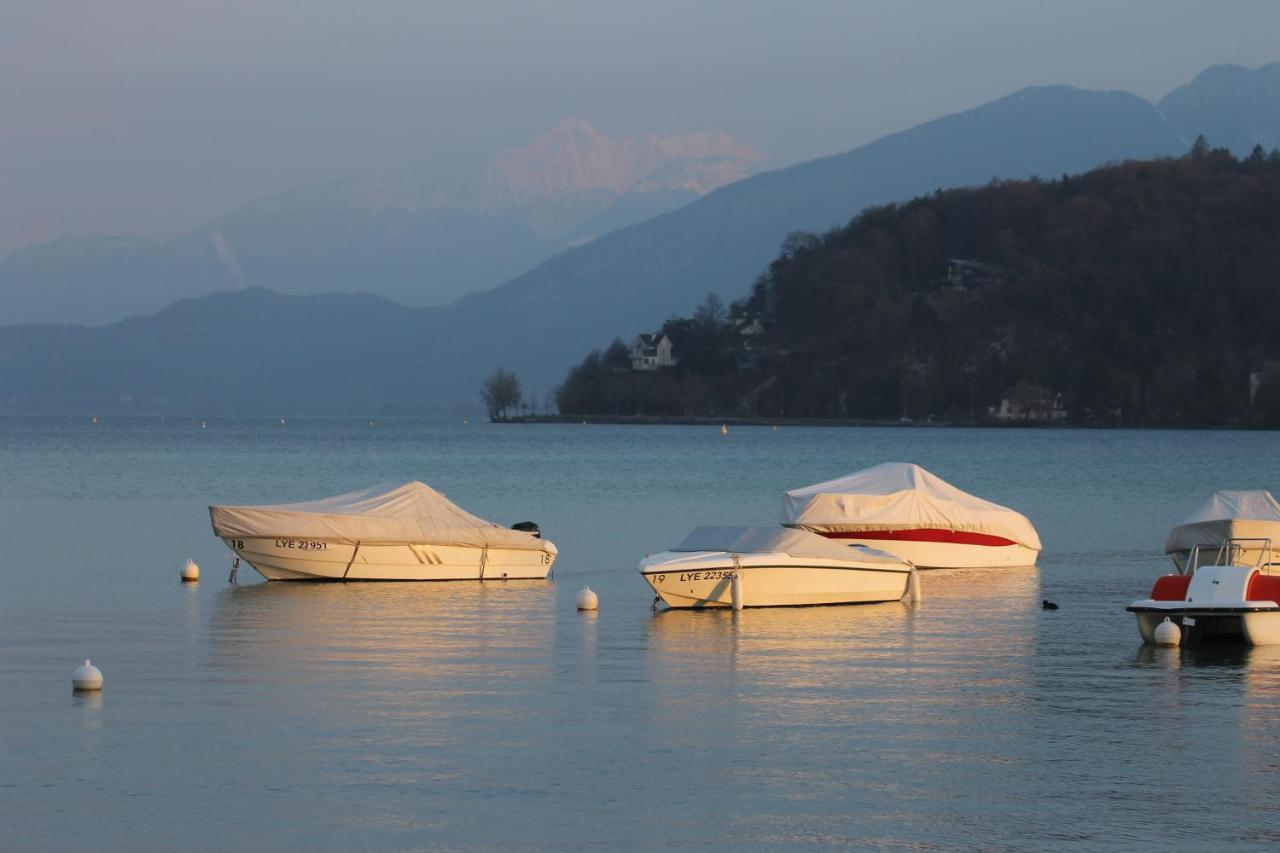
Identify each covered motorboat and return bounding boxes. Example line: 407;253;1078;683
782;463;1041;569
639;526;915;609
1127;538;1280;645
209;481;556;581
1164;491;1280;572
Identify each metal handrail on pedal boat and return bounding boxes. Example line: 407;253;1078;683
1181;537;1273;575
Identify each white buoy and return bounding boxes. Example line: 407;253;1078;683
180;559;200;582
576;587;599;611
72;659;103;691
720;424;728;435
201;419;207;429
280;417;286;426
731;572;744;610
1154;617;1181;647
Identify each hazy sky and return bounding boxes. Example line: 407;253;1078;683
4;0;1279;257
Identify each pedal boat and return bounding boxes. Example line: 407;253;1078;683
1127;538;1280;645
209;481;556;582
639;526;915;609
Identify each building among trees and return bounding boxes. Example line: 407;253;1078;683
630;334;677;370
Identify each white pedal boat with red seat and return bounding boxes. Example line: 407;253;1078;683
210;481;556;581
782;463;1041;569
1127;538;1280;645
639;526;915;609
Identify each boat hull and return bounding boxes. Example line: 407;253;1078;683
1131;608;1280;645
1128;563;1280;645
639;551;910;609
807;534;1037;569
222;536;556;582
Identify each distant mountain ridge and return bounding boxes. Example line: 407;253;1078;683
1159;62;1280;153
0;119;758;325
3;62;1280;413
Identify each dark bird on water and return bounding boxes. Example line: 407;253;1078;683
1041;600;1059;610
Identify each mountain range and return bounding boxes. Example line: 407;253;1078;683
2;62;1279;414
0;119;758;325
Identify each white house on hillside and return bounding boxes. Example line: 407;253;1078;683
631;333;677;370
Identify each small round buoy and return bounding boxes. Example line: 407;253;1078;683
369;420;375;427
720;424;728;435
180;559;200;582
201;419;207;429
72;659;103;691
91;416;98;425
280;417;286;426
576;587;599;611
1154;617;1181;647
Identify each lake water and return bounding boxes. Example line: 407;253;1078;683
2;417;1279;851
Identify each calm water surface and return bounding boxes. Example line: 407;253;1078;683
2;418;1279;850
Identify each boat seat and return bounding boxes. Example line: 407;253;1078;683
1150;574;1192;601
1247;573;1280;603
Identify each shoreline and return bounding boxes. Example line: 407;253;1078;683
495;414;1046;428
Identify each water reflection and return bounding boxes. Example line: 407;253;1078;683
209;580;556;676
72;689;103;732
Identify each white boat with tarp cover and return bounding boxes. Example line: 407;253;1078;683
782;462;1041;569
209;481;556;581
639;526;915;609
1164;490;1280;572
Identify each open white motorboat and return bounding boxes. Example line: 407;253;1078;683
1127;537;1280;645
782;462;1041;569
639;526;915;609
1164;490;1280;572
209;481;556;581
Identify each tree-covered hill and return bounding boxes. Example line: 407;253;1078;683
557;143;1280;427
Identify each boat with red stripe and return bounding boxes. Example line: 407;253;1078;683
782;463;1041;569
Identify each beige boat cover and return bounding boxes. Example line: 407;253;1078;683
782;462;1042;550
209;481;551;551
1164;490;1280;554
672;526;909;566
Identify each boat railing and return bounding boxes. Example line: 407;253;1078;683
1185;538;1274;575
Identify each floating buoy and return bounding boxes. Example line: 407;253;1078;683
576;587;599;611
772;425;778;432
180;559;200;582
1154;617;1181;647
72;659;103;691
369;420;374;427
280;417;286;426
463;418;469;425
720;424;728;435
91;416;98;425
201;419;207;429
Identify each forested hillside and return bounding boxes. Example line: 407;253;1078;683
557;143;1280;427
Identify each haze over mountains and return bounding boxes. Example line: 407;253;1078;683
0;119;758;325
2;62;1278;414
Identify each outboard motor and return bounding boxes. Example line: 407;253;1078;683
511;521;541;538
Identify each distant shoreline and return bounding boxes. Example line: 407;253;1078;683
496;414;1036;428
491;414;1265;429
